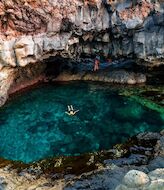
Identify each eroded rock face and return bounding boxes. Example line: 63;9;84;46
0;0;110;68
0;63;46;106
0;0;163;69
0;67;15;107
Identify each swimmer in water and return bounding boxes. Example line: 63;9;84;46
65;105;79;116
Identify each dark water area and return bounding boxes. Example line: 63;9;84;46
0;82;163;163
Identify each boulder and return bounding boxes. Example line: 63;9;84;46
122;170;150;188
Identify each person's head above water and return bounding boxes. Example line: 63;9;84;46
70;110;74;115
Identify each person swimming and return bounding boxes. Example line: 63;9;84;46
65;105;79;116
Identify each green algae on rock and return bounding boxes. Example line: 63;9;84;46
0;131;162;177
0;132;162;190
119;85;164;116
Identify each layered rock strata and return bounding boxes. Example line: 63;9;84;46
0;0;164;69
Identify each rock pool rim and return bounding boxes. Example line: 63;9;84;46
7;80;146;101
0;131;162;177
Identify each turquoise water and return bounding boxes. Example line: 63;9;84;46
0;82;163;163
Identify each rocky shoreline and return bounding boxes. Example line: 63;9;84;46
0;131;163;189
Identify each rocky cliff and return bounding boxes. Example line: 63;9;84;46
0;0;164;69
0;0;164;106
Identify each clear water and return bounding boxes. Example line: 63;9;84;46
0;82;163;163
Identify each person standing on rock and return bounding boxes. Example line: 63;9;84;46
94;55;100;71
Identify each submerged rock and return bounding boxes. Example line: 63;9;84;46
137;132;161;141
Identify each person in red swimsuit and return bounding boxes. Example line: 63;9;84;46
94;55;100;71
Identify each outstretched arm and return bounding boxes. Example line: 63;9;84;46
74;110;79;114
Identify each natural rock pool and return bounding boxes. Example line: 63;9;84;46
0;82;163;163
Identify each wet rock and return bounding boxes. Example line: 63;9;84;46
104;154;148;167
107;70;146;84
65;167;129;190
136;132;161;141
154;136;164;157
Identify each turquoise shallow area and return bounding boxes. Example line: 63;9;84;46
0;82;163;163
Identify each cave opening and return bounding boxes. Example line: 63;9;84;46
44;56;71;78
